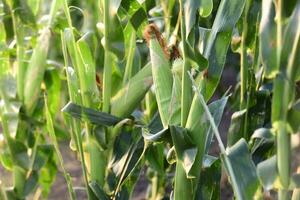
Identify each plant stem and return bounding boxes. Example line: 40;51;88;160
0;181;7;200
240;0;251;109
272;0;290;197
160;0;171;38
13;166;26;197
173;162;193;200
279;190;289;200
179;0;192;127
102;0;112;113
10;8;26;102
45;97;76;200
62;0;106;195
61;32;90;198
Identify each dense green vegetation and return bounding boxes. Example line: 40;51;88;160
0;0;300;199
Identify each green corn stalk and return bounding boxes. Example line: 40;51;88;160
45;95;76;200
0;181;7;200
5;0;27;102
240;0;252;109
62;0;106;193
179;0;192;127
102;0;113;113
271;0;300;198
61;32;91;199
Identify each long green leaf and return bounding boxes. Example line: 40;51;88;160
259;0;277;78
62;102;122;126
221;139;259;200
111;63;152;118
199;0;246;100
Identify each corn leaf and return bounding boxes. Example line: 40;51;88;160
110;128;145;195
257;155;278;190
259;0;277;78
203;97;228;154
170;125;197;178
44;69;61;118
111;63;152;118
0;75;20;138
195;159;221;200
103;0;125;59
62;102;122;126
8;0;36;26
142;112;169;143
182;0;213;38
120;0;147;37
227;109;247;147
221;139;259;200
185;96;228;178
200;0;246;100
257;155;300;191
185;0;247;179
89;181;110;200
6;138;29;170
280;0;300;81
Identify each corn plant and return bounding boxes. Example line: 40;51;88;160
0;0;300;200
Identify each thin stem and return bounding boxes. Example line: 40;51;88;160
240;0;252;109
61;32;90;198
13;166;26;197
279;189;289;200
10;7;26;101
45;96;76;200
62;1;105;189
160;0;170;38
276;0;283;68
271;0;300;198
179;0;192;127
48;0;58;27
102;0;112;113
0;181;8;200
272;0;290;196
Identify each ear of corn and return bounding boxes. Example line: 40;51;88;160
23;27;51;114
149;38;173;128
23;0;59;114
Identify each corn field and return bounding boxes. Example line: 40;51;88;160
0;0;300;199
